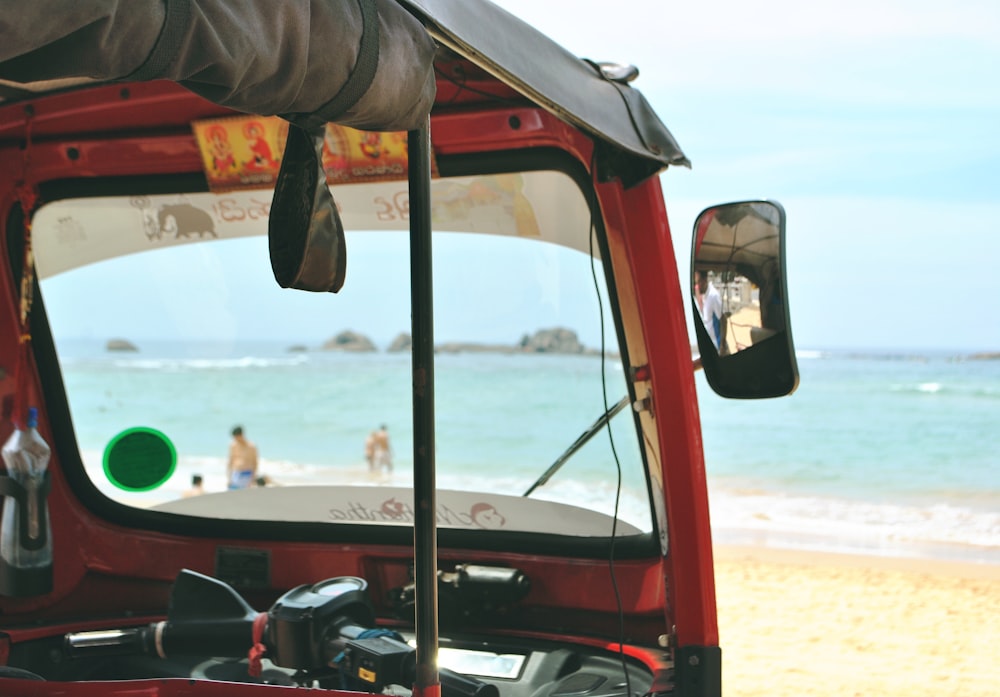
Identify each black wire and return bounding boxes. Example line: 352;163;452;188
587;152;634;697
433;65;527;107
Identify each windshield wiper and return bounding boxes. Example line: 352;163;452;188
522;395;630;497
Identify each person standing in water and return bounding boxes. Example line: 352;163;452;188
227;425;258;489
370;424;392;476
364;430;376;472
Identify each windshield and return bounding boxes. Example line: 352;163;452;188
32;169;653;540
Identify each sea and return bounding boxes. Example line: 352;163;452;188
698;350;999;564
52;344;1000;566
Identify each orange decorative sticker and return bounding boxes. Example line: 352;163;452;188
193;116;435;192
192;116;287;191
323;127;428;184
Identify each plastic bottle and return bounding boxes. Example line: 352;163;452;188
0;406;53;596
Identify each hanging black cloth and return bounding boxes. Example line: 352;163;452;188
0;0;438;293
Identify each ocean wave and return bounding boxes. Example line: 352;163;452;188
889;381;942;395
887;381;1000;399
77;449;999;562
708;486;1000;561
112;355;309;371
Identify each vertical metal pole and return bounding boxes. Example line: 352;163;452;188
408;116;439;697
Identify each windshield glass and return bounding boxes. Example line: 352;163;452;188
32;170;653;539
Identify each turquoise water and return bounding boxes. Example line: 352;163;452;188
699;351;999;561
52;341;1000;563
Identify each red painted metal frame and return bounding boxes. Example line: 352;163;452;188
0;79;719;683
594;177;719;648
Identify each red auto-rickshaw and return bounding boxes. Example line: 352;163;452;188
0;3;796;696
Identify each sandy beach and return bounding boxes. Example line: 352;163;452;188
713;545;1000;696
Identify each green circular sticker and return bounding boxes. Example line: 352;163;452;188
103;427;177;492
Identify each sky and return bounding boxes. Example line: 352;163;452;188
489;0;1000;353
37;0;1000;354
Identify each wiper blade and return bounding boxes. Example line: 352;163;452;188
522;395;630;497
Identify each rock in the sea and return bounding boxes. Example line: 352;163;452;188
106;338;139;352
322;331;377;352
436;342;515;354
968;352;1000;361
386;328;592;355
519;328;584;354
387;333;412;353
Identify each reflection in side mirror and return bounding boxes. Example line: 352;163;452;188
692;200;798;398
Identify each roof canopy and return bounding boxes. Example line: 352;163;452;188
402;0;689;177
0;0;687;183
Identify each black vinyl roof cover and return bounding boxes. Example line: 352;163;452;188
0;0;688;182
401;0;690;178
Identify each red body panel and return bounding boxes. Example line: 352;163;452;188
0;78;716;693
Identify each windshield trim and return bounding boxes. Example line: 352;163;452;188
22;150;659;561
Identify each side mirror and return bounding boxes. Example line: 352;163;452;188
692;201;798;398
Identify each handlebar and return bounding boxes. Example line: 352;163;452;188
64;569;500;697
